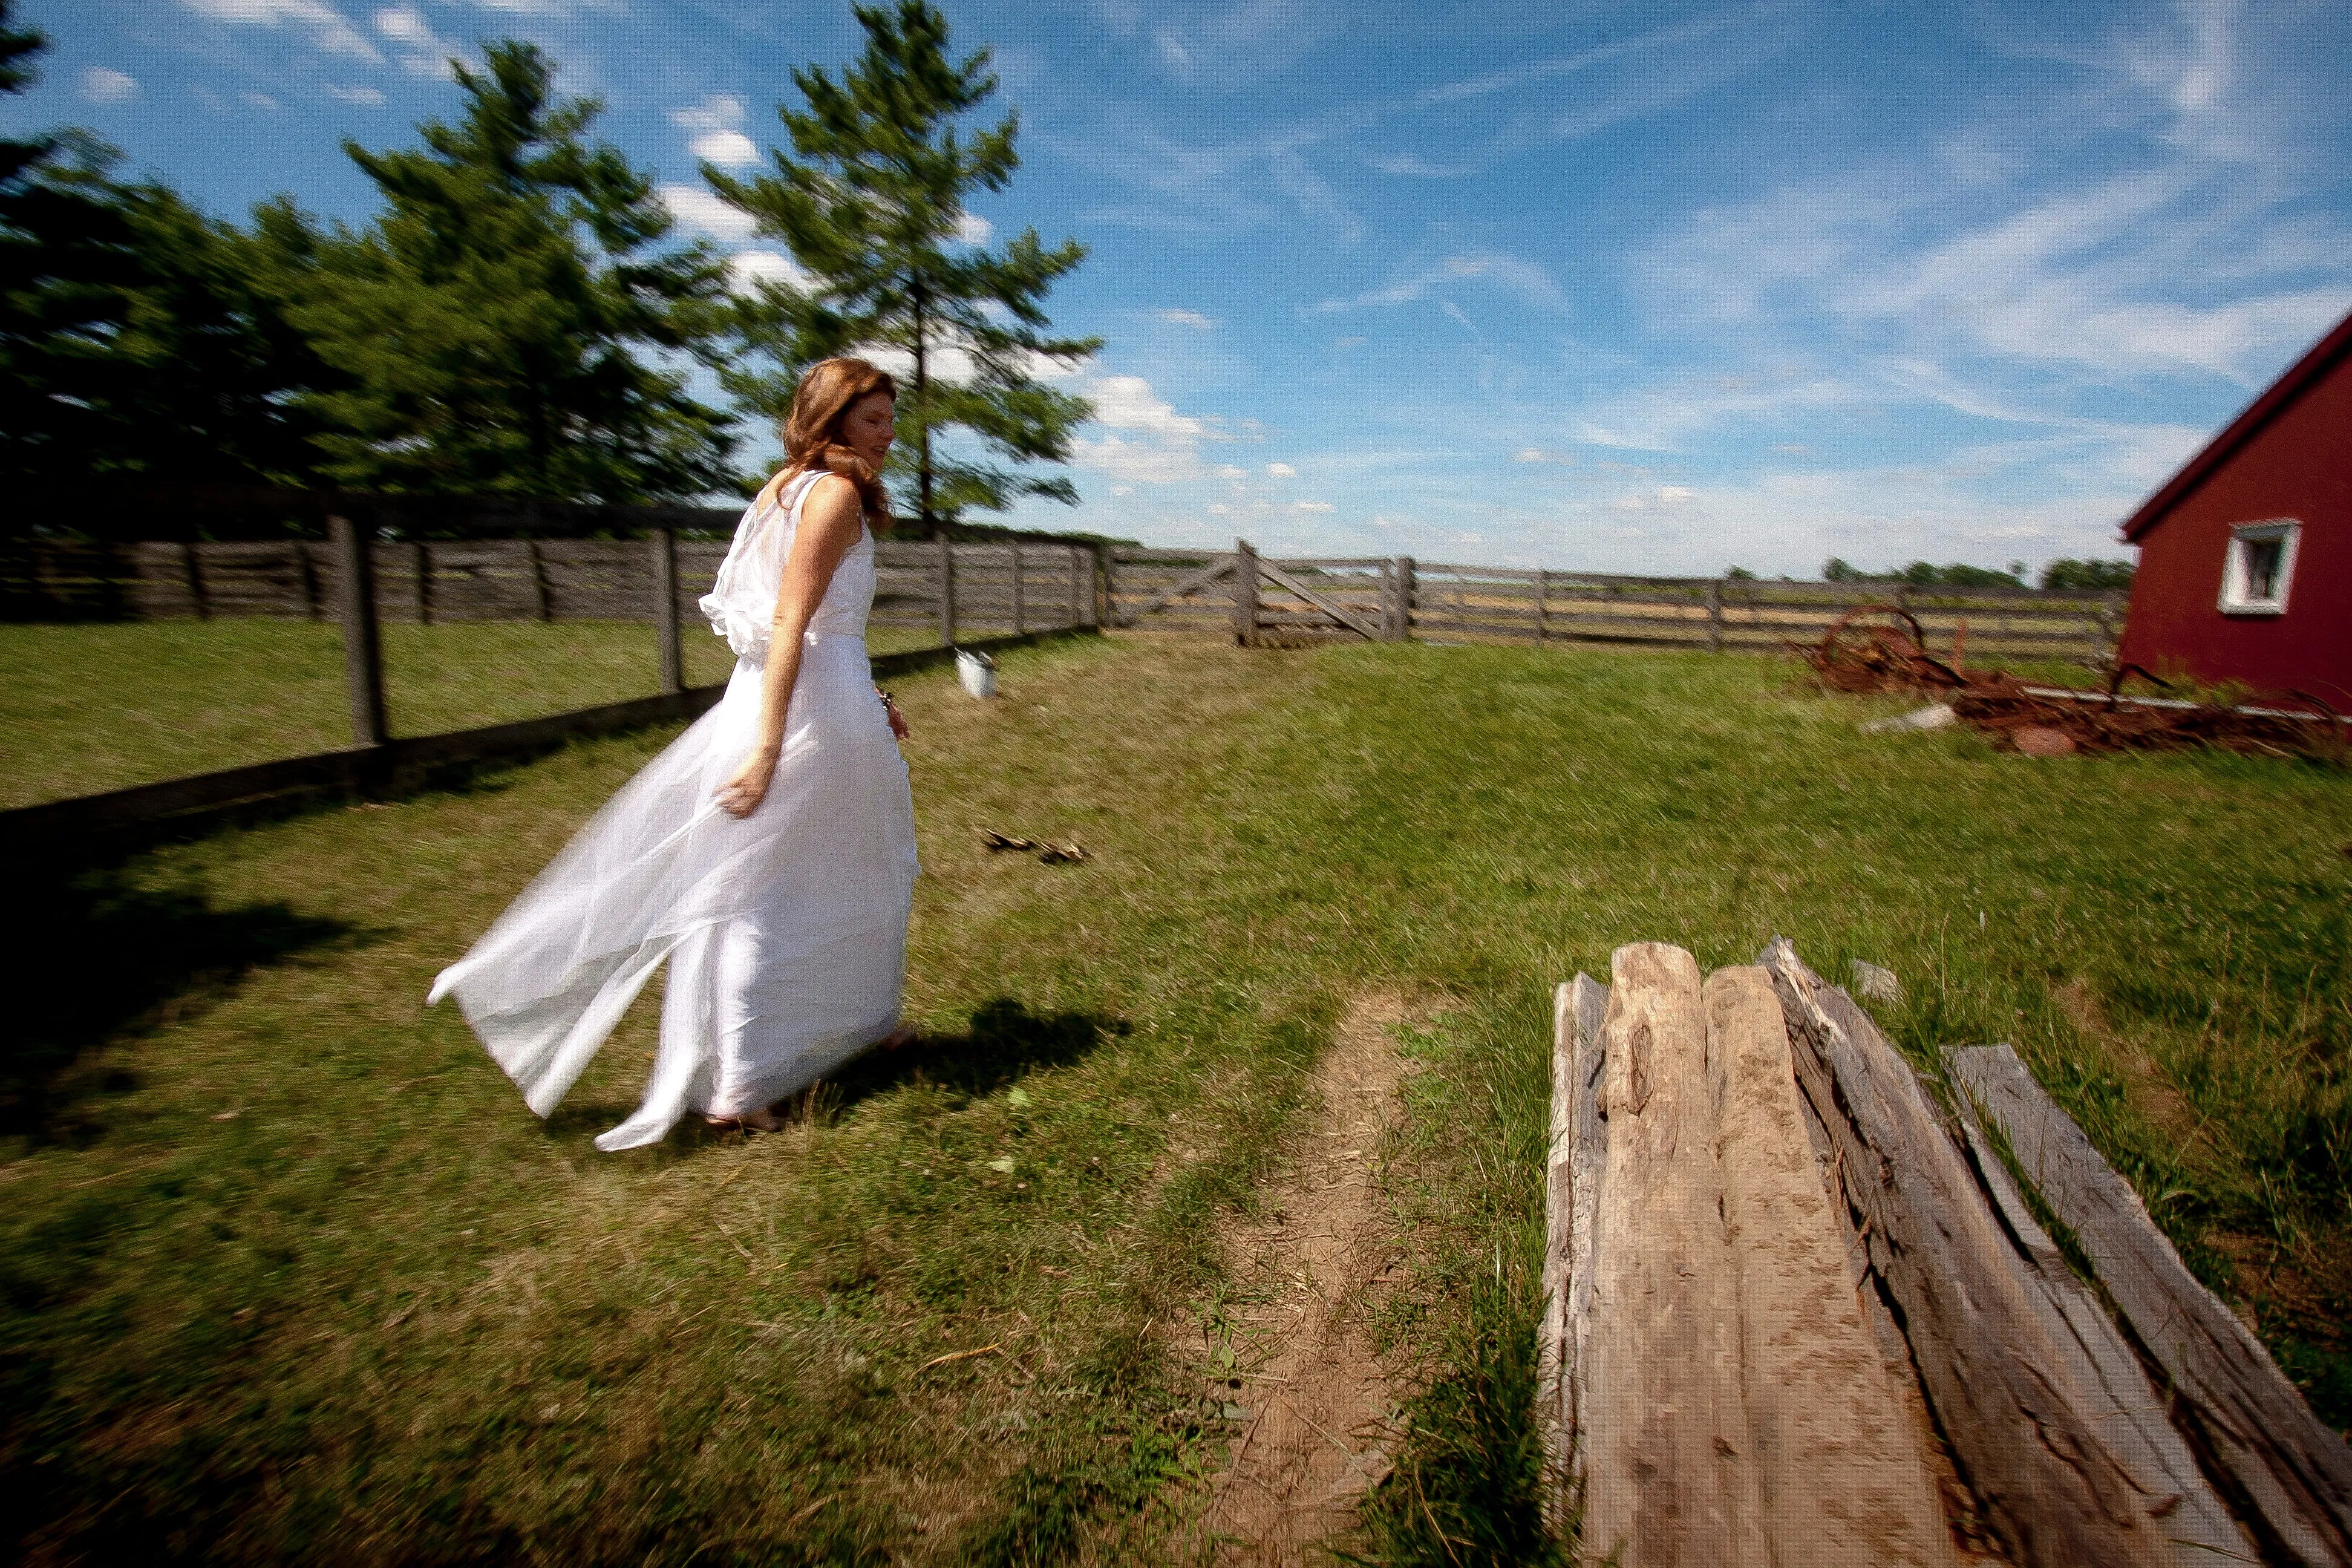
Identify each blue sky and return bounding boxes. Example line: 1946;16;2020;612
12;0;2350;576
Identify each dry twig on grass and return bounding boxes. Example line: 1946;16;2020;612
978;827;1092;864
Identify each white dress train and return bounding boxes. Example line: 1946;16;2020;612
427;471;921;1151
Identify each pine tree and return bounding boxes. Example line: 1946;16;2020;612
710;1;1098;532
287;40;736;501
0;2;141;487
85;187;345;486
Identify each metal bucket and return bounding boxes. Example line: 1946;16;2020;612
955;648;998;699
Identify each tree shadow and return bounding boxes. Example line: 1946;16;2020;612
4;864;362;1148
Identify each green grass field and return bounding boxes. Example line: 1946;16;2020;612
4;633;2346;1565
0;619;947;809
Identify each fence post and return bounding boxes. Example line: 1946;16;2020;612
1394;556;1415;642
1094;543;1110;627
330;514;387;747
1233;538;1258;646
1065;543;1081;629
936;535;957;648
652;526;684;694
298;541;324;621
183;541;210;621
526;538;552;621
1011;538;1025;635
1707;578;1723;653
1536;569;1550;647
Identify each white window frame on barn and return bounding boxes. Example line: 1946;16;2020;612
2216;520;2301;617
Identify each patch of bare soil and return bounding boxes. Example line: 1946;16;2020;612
1192;994;1417;1566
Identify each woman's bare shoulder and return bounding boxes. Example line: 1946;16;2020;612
794;471;866;546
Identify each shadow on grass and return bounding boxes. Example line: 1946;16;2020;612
3;865;361;1148
828;996;1130;1110
538;996;1129;1147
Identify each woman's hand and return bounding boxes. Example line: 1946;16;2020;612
884;697;910;740
716;745;780;818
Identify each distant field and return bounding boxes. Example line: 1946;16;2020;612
5;633;2344;1564
0;618;945;809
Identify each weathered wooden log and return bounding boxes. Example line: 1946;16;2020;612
1760;939;2177;1567
1704;965;1956;1567
1582;943;1769;1566
1942;1068;2258;1566
1540;973;1609;1489
1951;1043;2352;1567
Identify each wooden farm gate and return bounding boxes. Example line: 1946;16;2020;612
1106;542;1397;644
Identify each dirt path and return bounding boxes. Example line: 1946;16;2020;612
1194;995;1417;1566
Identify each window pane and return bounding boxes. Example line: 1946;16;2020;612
2244;538;2282;600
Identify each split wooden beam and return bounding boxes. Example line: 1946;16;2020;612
1564;946;1952;1568
1951;1042;2352;1566
1939;1063;2258;1565
1760;940;2178;1568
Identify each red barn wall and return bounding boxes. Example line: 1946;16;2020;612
2118;358;2350;701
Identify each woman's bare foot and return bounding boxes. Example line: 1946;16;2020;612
705;1106;782;1132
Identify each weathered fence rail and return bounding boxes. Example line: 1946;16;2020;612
1109;543;2125;665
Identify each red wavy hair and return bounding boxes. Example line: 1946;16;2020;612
779;357;897;525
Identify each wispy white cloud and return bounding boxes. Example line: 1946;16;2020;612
323;80;386;104
691;129;760;167
1058;3;1802;238
1117;0;1341;90
671;93;744;132
1367;152;1471;178
1154;308;1218;329
1265;461;1296;478
455;0;621;16
724;249;811;295
78;67;142;103
1639;2;2350;399
1068;373;1236;485
178;0;382;64
955;212;993;245
1569;369;1867;452
661;183;757;243
373;5;462;78
1306;251;1567;316
1607;485;1696;513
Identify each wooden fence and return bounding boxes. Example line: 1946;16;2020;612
3;533;1107;645
1106;543;2125;666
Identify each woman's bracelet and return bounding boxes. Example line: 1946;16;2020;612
875;688;895;708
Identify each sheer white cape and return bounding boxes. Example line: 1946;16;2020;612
428;471;920;1149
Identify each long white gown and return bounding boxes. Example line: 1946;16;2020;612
428;471;921;1151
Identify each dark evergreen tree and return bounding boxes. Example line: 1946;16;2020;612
90;186;347;485
0;2;140;486
710;1;1098;531
287;40;736;501
1;4;342;494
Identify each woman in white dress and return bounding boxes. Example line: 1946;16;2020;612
429;358;922;1150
